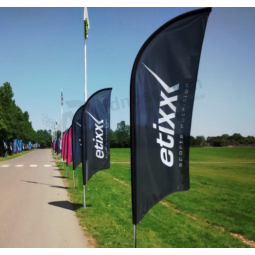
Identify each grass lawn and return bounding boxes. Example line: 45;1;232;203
0;149;35;162
55;147;255;248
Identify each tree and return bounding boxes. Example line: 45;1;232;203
116;121;130;148
195;136;206;146
0;82;42;144
110;129;118;148
221;134;229;140
190;136;196;146
36;129;52;148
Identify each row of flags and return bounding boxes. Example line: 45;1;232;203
51;88;112;186
52;7;211;246
1;137;40;155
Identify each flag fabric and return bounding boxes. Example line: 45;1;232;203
130;8;211;225
61;133;64;158
13;139;17;153
53;139;56;152
2;137;8;151
1;137;8;154
17;140;19;152
64;130;68;161
81;88;112;185
61;90;63;106
62;130;67;159
56;134;62;155
8;140;13;153
84;7;90;39
67;127;72;166
19;140;23;152
72;104;85;170
64;129;69;161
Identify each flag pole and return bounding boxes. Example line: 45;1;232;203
84;7;89;102
61;90;63;168
83;185;86;209
84;38;87;102
83;7;89;209
134;224;136;248
73;170;75;187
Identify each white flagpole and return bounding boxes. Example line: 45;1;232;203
84;7;89;102
54;118;57;158
84;39;87;102
134;225;136;248
83;7;89;208
61;90;63;167
73;170;75;187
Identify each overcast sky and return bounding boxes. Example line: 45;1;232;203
0;7;254;138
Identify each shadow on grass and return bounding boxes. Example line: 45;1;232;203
21;180;68;189
48;201;84;211
53;168;63;171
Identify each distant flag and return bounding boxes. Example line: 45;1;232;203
81;88;112;209
81;88;112;185
130;7;211;247
62;130;68;160
13;139;17;154
67;127;72;166
64;129;69;161
84;7;90;39
72;104;85;170
84;7;90;102
61;90;63;106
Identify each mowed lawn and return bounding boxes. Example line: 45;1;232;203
56;147;255;248
0;149;34;162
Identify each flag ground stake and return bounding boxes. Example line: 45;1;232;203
134;225;136;248
83;185;86;209
73;170;75;187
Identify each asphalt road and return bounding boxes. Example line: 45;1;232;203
0;149;91;248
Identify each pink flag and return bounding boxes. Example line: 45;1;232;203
67;127;72;166
62;131;67;160
61;132;65;159
64;129;69;160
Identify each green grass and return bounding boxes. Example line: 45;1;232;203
55;147;255;248
189;147;255;162
0;149;35;162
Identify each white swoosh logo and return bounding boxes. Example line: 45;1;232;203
86;111;103;124
75;121;81;127
142;63;179;93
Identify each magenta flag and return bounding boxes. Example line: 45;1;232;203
62;131;68;160
61;132;66;159
64;130;69;161
67;127;72;166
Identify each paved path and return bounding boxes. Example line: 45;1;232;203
0;149;91;248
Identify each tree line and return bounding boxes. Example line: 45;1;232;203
1;82;254;149
110;121;255;148
0;82;52;148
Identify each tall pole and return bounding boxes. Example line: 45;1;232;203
134;225;136;248
83;7;89;208
83;185;86;209
84;39;87;102
84;7;89;102
61;90;63;167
